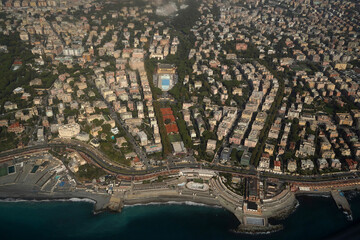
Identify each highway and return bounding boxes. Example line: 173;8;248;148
1;143;360;184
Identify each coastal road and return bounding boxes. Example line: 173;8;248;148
1;144;360;185
0;143;161;176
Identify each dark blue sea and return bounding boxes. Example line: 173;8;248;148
0;193;360;240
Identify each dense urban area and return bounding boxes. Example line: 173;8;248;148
0;0;360;233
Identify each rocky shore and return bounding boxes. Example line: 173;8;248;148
236;224;284;234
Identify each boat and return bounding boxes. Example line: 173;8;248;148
343;210;353;221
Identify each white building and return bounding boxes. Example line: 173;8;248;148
58;123;80;139
37;127;44;142
137;131;148;146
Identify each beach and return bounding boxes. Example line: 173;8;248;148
0;184;111;212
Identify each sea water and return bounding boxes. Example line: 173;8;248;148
0;192;359;240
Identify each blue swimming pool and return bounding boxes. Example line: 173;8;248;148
161;78;170;90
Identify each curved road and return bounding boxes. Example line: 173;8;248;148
0;144;359;183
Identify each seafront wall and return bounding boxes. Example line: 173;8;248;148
123;188;221;207
123;195;221;207
261;188;298;219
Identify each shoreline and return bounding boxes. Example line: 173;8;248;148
0;188;358;234
0;188;359;239
0;195;110;214
124;200;223;208
0;197;96;204
0;188;224;213
0;196;224;209
295;192;332;197
0;185;111;213
123;194;223;209
295;189;360;198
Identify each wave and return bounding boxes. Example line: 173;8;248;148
0;198;96;204
0;198;29;203
68;198;96;204
124;201;222;208
232;230;272;235
184;201;208;206
298;193;331;198
232;229;280;235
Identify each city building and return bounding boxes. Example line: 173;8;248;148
58;123;81;139
154;63;177;91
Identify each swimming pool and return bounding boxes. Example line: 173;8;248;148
160;75;170;91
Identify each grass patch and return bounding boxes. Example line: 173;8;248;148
193;178;204;184
0;166;7;177
100;142;130;166
76;164;106;181
168;134;182;143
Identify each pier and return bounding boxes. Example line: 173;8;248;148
107;193;123;212
331;190;352;215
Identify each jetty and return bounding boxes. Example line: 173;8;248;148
331;190;352;217
107;193;123;212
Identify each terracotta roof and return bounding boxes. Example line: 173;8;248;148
165;124;178;134
346;159;357;167
160;108;173;116
163;115;176;123
9;122;21;129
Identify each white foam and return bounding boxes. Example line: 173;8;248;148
0;198;28;203
183;201;208;206
124;200;222;208
0;198;96;204
299;193;331;198
68;198;96;204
